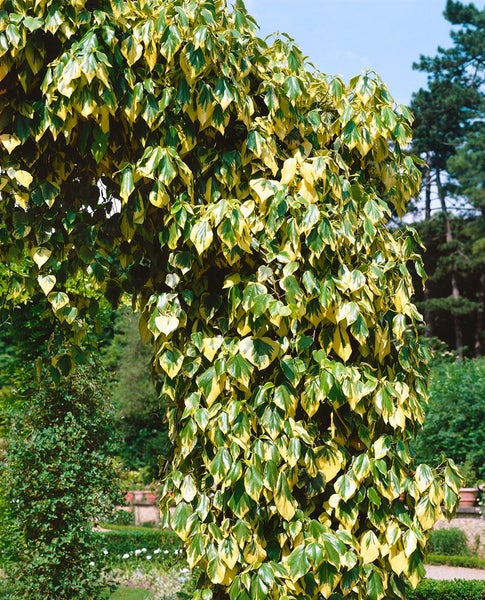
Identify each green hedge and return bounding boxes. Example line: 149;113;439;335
409;579;485;599
427;554;485;569
98;525;184;566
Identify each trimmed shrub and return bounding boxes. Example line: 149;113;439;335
99;525;183;565
427;555;485;569
428;527;470;556
408;579;485;600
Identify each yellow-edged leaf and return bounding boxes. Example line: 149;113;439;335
37;274;56;295
202;336;224;362
280;157;297;185
0;134;21;153
274;472;296;521
31;246;52;268
154;314;180;336
389;547;408;575
190;219;213;255
315;443;345;482
333;324;352;362
360;530;380;564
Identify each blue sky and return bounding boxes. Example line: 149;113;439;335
244;0;474;106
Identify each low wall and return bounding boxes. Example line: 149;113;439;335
121;490;160;525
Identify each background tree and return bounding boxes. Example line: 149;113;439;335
0;1;461;599
104;306;171;484
410;0;485;357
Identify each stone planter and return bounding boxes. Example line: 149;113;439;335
459;487;479;507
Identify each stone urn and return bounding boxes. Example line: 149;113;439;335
459;487;479;507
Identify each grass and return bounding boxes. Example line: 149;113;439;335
0;584;153;599
105;586;154;599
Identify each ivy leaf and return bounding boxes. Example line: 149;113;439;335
239;337;280;370
360;530;380;564
37;274;56;295
190;219;213;255
31;246;52;268
287;545;310;581
274;471;296;521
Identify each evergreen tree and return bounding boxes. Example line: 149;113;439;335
410;0;485;356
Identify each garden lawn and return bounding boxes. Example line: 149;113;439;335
106;586;153;599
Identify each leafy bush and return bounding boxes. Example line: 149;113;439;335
428;527;470;556
408;579;485;600
2;363;122;599
414;358;485;480
107;509;136;526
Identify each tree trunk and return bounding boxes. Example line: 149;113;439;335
422;160;433;336
475;270;485;357
424;155;432;221
436;170;464;359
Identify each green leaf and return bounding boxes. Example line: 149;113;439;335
238;337;280;370
48;291;69;311
160;24;182;61
227;354;252;388
261;404;284;440
366;568;385;600
328;77;344;100
280;358;306;387
283;76;303;101
209;448;232;484
244;464;264;502
274;471;296;521
287;545;310;581
250;573;269;600
159;151;177;185
23;16;43;31
190;219;214;255
334;474;357;502
120;166;135;202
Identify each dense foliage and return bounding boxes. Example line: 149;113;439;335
0;0;462;598
413;357;485;481
2;363;121;599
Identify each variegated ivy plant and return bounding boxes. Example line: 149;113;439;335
0;0;461;598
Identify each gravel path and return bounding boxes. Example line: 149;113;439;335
425;564;485;580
